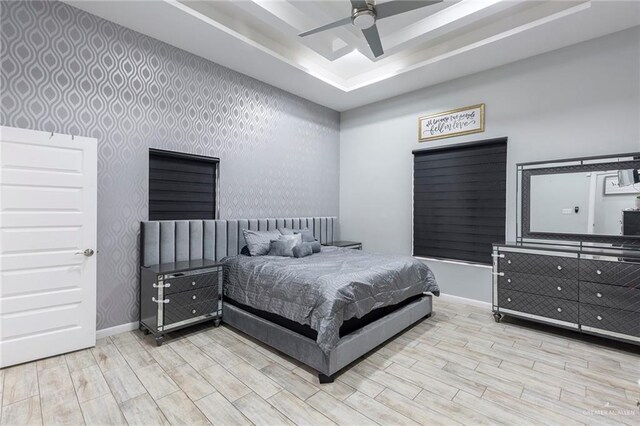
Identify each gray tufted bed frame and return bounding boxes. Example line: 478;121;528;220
141;217;433;383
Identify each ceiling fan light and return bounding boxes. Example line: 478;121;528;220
352;10;375;30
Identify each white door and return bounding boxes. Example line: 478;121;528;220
0;126;97;368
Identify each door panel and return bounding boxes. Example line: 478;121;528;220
1;211;84;227
2;186;83;211
1;140;83;172
0;126;97;368
1;266;83;297
1;227;82;253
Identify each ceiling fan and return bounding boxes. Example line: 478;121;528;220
298;0;442;58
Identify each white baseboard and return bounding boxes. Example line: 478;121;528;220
438;293;492;310
96;321;138;340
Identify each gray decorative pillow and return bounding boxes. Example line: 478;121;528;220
243;229;282;256
292;242;313;258
279;227;315;242
267;234;300;257
295;228;315;243
278;227;316;243
278;227;294;236
309;241;321;253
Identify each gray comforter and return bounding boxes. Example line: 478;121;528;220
222;246;439;353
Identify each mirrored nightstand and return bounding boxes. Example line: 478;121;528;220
323;241;362;250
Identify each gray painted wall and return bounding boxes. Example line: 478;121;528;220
529;173;590;234
340;27;640;303
530;170;638;236
0;1;340;329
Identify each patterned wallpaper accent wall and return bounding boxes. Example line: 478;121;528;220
0;1;340;329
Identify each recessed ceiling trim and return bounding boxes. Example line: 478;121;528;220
166;0;596;92
63;0;640;111
346;0;593;90
167;0;351;91
384;0;504;50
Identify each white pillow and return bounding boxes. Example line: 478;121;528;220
279;233;302;247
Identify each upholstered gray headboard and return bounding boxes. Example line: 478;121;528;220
141;217;337;267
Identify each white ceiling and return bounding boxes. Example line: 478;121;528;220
65;1;640;111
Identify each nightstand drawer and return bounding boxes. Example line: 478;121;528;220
498;289;578;323
579;259;640;287
580;304;640;338
499;252;578;279
164;300;218;327
579;281;640;311
162;271;220;295
166;286;220;307
499;272;578;300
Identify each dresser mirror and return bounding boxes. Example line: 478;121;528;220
517;153;640;245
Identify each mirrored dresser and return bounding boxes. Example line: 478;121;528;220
493;242;640;343
493;153;640;345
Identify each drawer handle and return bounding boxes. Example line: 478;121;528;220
557;286;562;291
192;281;197;286
507;278;512;283
152;297;170;304
557;265;562;271
192;295;197;300
493;272;505;276
596;270;602;275
557;307;562;313
192;309;197;314
596;315;603;321
152;283;171;288
507;297;512;302
507;259;512;264
596;292;602;298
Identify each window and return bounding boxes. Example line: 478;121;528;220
149;149;219;220
412;137;507;264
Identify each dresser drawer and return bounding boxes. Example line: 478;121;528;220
579;259;640;287
498;289;579;323
499;272;578;301
166;286;220;307
580;304;640;338
579;281;640;311
499;252;578;279
164;300;219;327
162;271;220;295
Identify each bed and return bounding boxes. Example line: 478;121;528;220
141;217;438;382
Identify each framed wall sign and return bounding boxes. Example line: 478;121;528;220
418;104;485;142
604;175;638;195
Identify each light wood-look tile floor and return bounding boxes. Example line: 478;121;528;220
1;298;639;425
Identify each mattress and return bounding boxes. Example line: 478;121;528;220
222;246;439;353
224;294;425;340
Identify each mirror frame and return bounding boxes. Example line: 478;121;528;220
518;152;640;245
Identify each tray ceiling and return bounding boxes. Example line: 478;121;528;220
65;1;640;111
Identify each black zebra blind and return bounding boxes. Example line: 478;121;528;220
149;149;218;220
413;138;507;264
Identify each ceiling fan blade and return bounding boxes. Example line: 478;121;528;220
299;16;353;37
350;0;370;9
376;0;442;19
362;24;384;57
